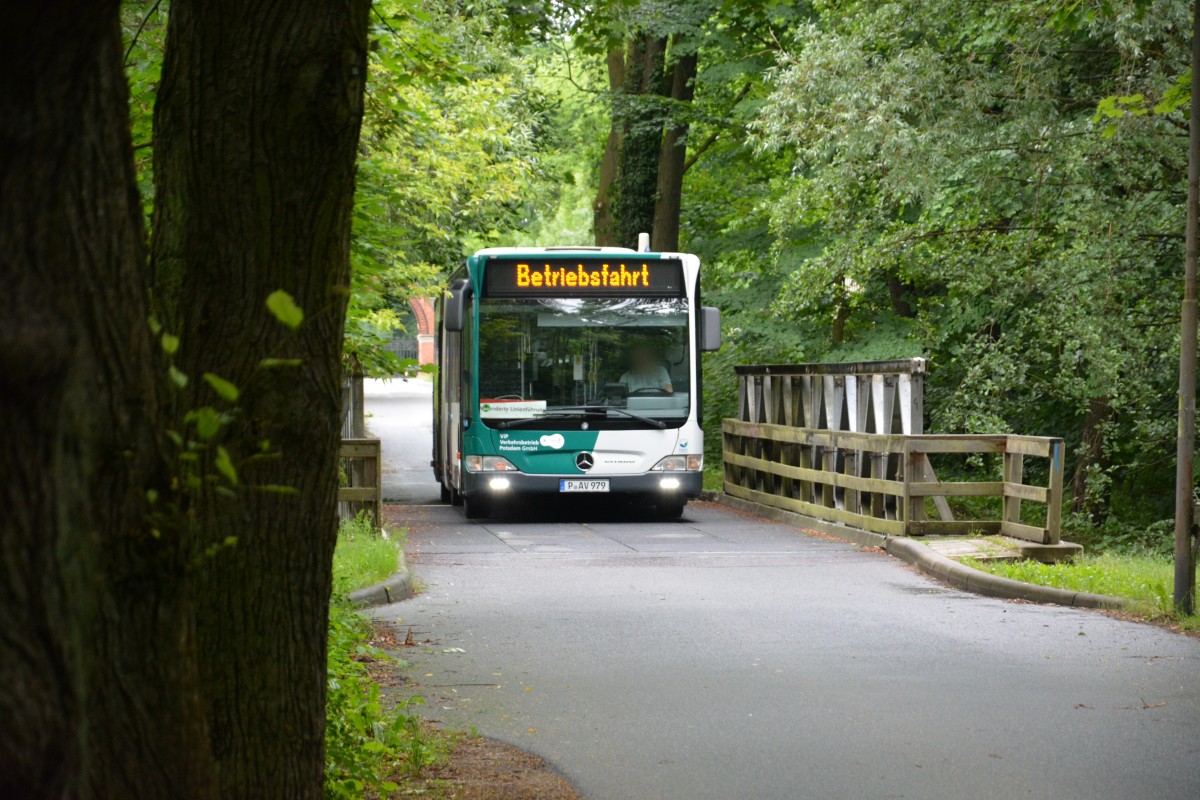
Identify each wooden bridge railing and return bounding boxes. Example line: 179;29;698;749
339;438;382;523
722;420;1065;544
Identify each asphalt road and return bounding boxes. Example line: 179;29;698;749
367;385;1200;800
364;378;442;505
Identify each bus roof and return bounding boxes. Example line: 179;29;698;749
472;245;639;256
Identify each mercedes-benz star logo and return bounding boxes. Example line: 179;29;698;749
575;452;595;471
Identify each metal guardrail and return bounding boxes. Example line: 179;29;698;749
722;420;1065;544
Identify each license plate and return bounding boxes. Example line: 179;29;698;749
559;479;610;493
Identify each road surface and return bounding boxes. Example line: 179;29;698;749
365;378;441;505
366;382;1200;799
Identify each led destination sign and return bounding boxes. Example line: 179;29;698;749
485;258;684;297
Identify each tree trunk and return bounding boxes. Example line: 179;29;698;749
885;272;916;318
0;3;216;797
613;34;668;249
832;303;852;345
593;46;625;247
1072;396;1113;520
150;1;370;797
651;39;697;253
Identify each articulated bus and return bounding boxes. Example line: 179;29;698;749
433;245;721;519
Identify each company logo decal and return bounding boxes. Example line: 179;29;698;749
575;452;595;470
539;433;565;449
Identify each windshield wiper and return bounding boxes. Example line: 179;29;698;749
493;411;590;430
492;406;667;430
556;405;668;430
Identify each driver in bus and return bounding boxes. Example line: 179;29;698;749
619;346;673;394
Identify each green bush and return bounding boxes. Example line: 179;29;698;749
1060;514;1176;558
325;517;437;798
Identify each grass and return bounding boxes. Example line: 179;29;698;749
963;553;1200;631
702;463;723;492
327;514;447;799
332;513;403;595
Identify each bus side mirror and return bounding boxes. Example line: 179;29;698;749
444;279;471;332
700;306;722;352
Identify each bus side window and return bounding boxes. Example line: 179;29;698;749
461;294;474;424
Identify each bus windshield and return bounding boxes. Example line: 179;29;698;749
477;296;690;428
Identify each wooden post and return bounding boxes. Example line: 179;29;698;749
1003;451;1024;534
901;440;913;533
1046;440;1063;545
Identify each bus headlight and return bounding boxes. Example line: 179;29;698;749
464;455;519;472
660;477;681;490
489;477;511;491
650;455;703;471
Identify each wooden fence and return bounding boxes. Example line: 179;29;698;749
339;438;382;523
722;420;1065;544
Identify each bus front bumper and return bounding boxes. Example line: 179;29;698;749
461;470;703;499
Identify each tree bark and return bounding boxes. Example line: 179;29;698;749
0;3;216;797
885;272;916;318
613;34;668;249
651;39;697;253
593;46;625;246
150;1;370;796
832;302;852;345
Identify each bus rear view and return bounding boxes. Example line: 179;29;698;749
434;246;721;519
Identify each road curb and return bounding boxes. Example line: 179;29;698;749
884;537;1124;609
701;491;1126;610
347;564;413;607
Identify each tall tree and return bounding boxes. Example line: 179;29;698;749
0;0;370;796
651;36;698;252
150;0;370;795
613;32;669;247
593;46;627;246
1;2;215;796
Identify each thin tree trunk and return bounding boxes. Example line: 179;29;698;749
885;272;916;318
0;3;216;797
593;46;625;246
150;1;370;796
1072;396;1113;520
651;39;697;253
832;302;851;345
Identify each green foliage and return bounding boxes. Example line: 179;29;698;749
743;0;1190;524
123;1;548;378
121;0;166;222
348;0;548;376
326;516;441;799
1096;69;1191;129
202;372;239;402
1062;513;1177;557
324;597;403;798
265;290;305;330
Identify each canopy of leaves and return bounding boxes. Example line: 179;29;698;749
747;0;1189;521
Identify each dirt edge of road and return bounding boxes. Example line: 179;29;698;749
366;620;580;800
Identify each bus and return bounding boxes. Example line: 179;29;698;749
432;244;721;519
